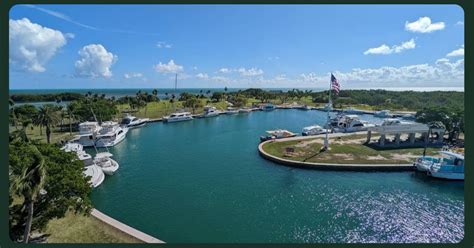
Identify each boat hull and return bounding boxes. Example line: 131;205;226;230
428;171;464;180
164;117;193;122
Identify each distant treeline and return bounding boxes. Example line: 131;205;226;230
10;93;85;102
327;89;464;111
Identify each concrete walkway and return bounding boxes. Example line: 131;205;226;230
258;135;414;171
91;208;165;243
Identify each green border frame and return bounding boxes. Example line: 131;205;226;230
1;1;470;247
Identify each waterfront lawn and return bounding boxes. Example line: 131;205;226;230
9;125;77;144
116;99;229;119
45;211;141;243
262;136;438;164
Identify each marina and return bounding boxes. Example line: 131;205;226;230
88;109;463;243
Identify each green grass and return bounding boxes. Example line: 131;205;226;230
263;135;438;164
45;211;141;243
116;99;229;119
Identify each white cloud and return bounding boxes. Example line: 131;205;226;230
446;47;464;57
156;41;172;49
196;73;209;79
154;60;183;74
405;17;445;33
217;68;231;73
238;67;264;76
9;18;68;72
274;74;287;81
124;72;143;79
456;21;464;26
364;39;416;55
74;44;117;78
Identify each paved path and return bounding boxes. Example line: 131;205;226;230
91;208;165;243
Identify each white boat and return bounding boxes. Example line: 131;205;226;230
62;146;105;188
202;106;221;118
238;108;252;113
73;122;102;147
415;151;464;180
260;129;296;142
120;114;149;128
95;121;128;148
83;164;106;188
374;110;394;118
370;118;428;133
163;112;193;122
332;115;375;133
343;107;365;114
302;125;327;136
61;142;84;153
94;152;119;175
226;107;239;114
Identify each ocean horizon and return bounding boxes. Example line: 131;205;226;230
9;86;465;98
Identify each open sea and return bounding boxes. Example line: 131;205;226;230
88;109;464;243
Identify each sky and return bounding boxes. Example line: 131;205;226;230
9;4;464;89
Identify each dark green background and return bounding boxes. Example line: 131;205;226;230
1;1;470;247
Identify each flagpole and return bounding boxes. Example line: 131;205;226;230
324;73;332;150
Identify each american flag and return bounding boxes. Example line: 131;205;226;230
331;73;340;95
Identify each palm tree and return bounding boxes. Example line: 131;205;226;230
66;104;76;135
9;144;46;243
33;105;60;144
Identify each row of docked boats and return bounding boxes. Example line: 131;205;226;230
71;114;149;148
414;150;464;180
162;105;265;123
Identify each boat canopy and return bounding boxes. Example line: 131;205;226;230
439;151;464;160
95;152;113;158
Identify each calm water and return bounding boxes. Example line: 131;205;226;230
89;109;464;243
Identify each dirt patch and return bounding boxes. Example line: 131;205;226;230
332;153;355;160
294;139;323;148
390;153;419;162
366;155;387;160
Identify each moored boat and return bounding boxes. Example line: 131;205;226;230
94;152;120;175
163;112;194;122
120;114;149;128
260;129;296;142
238;107;252;113
426;151;464;180
330;114;375;133
302;125;327;136
226;107;239;114
202;106;221;118
73;121;102;147
95;121;128;147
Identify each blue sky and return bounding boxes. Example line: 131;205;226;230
9;4;464;89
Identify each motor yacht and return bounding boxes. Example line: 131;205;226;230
260;129;296;142
62;145;105;188
163;112;193;122
120;114;149;128
95;121;128;148
202;106;221;118
226;107;239;114
302;125;327;136
331;115;375;133
73;122;102;147
238;107;252;113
